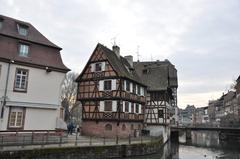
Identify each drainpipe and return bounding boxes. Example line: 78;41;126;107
1;60;12;118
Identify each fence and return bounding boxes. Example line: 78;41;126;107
0;130;161;149
0;130;67;147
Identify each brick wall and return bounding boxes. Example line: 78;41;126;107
82;121;143;138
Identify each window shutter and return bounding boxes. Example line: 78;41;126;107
129;102;132;112
99;80;104;91
130;83;133;92
140;87;144;96
100;101;104;111
122;101;125;112
101;62;105;71
91;64;95;72
124;80;126;91
112;101;117;111
112;79;116;90
139;104;142;114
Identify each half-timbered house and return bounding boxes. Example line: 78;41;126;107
134;60;178;142
76;44;146;138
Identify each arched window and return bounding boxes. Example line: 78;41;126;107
105;124;112;131
122;124;126;131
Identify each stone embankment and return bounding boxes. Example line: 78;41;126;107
0;137;163;159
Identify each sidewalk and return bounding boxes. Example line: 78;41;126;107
0;134;153;151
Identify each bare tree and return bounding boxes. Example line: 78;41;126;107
61;71;79;122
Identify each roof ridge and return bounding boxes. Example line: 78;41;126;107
0;14;61;49
0;15;30;25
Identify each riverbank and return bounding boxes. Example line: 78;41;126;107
0;136;164;159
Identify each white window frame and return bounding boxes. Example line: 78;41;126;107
14;68;29;92
19;44;29;57
8;107;24;128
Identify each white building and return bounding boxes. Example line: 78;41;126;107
0;15;69;130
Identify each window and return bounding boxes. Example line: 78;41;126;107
131;103;134;113
133;83;136;94
126;81;130;91
104;101;112;111
9;107;24;128
105;124;112;131
19;44;29;57
158;110;164;118
136;104;139;113
95;62;102;72
137;85;141;95
17;24;28;36
14;68;29;92
125;102;129;112
104;80;112;90
142;69;148;74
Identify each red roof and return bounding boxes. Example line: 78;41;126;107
0;15;70;73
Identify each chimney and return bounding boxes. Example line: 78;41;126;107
124;55;133;68
112;45;120;58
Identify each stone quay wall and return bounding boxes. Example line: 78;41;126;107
0;137;163;159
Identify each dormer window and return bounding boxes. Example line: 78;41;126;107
19;43;29;57
17;24;28;36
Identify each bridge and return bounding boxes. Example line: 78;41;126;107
170;126;240;141
171;126;240;132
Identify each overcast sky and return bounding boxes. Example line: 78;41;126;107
1;0;240;108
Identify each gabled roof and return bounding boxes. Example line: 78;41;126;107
77;43;146;86
0;15;61;49
133;60;178;91
237;75;240;83
99;44;144;85
223;91;236;102
0;15;70;73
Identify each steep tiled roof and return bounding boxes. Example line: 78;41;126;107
0;15;61;49
133;60;178;91
98;44;145;86
0;15;70;73
237;75;240;83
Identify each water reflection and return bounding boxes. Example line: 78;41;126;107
126;131;240;159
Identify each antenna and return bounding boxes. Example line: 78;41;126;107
151;54;153;61
136;45;140;61
111;37;116;46
111;34;119;46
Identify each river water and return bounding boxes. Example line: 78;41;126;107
126;130;240;159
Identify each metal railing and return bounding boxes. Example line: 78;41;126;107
0;130;162;150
